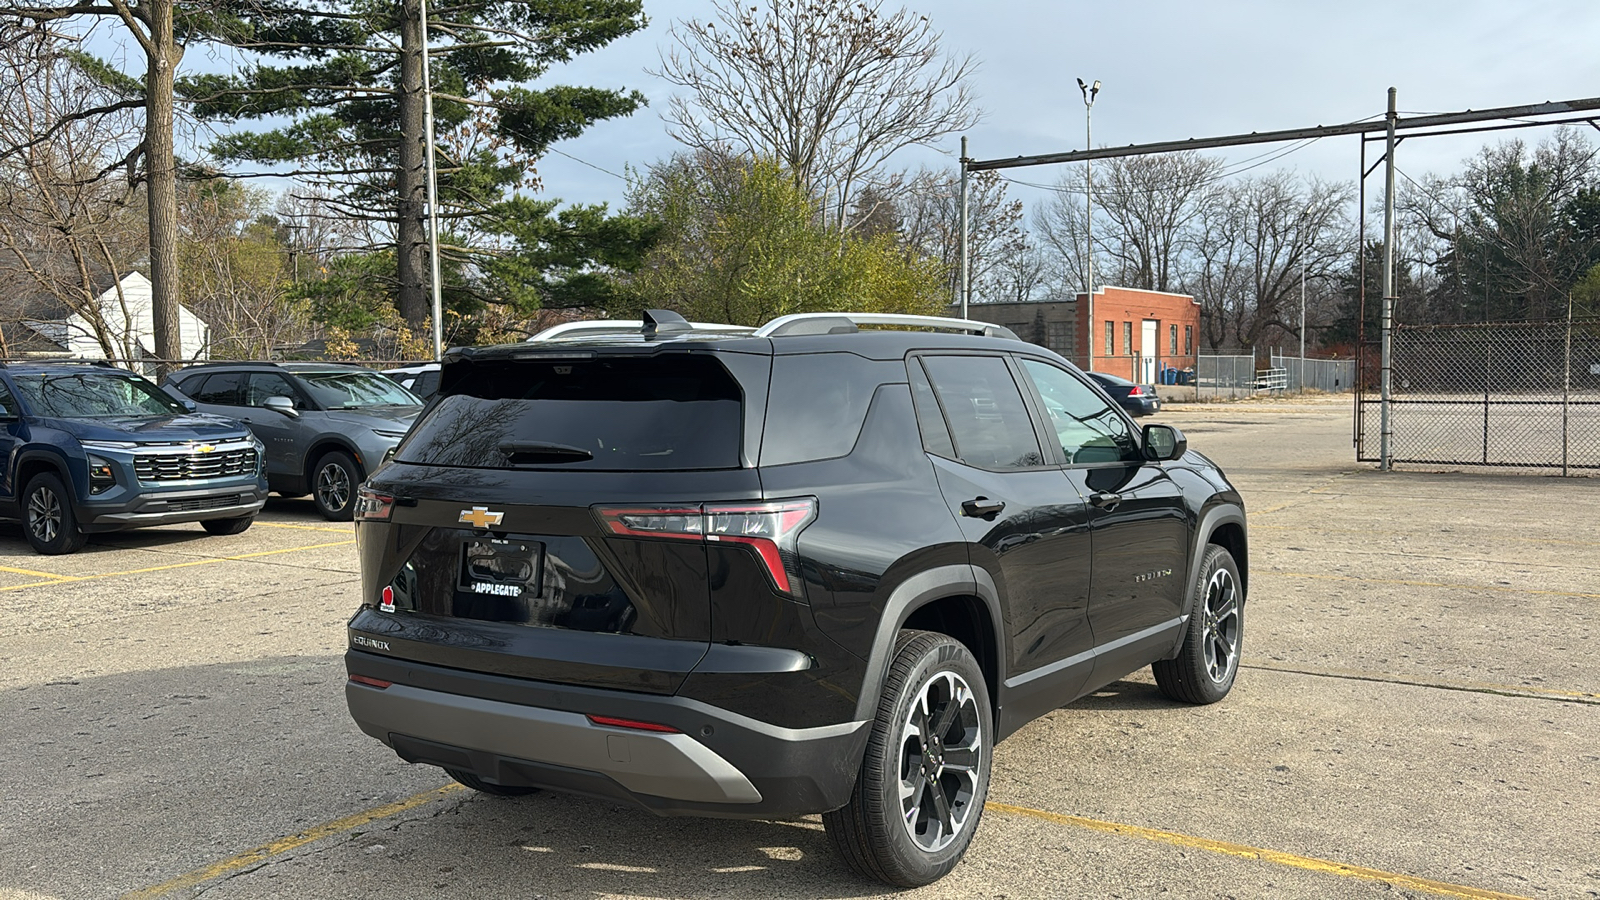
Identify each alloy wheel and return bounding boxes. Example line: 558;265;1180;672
316;462;350;512
27;486;60;543
1200;567;1241;683
898;671;983;853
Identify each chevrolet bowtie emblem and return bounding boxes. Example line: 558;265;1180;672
459;507;504;529
195;444;216;454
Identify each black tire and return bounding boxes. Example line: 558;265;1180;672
822;630;992;887
1153;544;1244;704
22;472;87;555
445;768;539;797
201;515;255;536
310;450;359;521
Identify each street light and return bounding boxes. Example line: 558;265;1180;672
1078;77;1099;371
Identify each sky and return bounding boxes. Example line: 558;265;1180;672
525;0;1600;216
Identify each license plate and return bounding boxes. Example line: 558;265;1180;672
458;537;541;598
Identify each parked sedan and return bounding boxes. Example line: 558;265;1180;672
1086;371;1162;416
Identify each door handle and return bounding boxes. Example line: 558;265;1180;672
1089;491;1123;510
961;497;1006;520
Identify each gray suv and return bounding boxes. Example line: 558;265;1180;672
163;362;422;520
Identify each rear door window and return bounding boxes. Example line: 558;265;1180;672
920;355;1045;469
400;354;744;470
193;372;245;406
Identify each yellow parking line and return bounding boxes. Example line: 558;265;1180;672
256;521;355;534
0;563;67;578
985;802;1531;900
121;784;464;899
1276;570;1600;601
0;539;355;592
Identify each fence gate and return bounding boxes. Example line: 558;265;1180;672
1356;319;1600;473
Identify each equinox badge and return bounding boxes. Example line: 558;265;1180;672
459;506;505;529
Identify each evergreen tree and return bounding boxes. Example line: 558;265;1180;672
183;1;647;328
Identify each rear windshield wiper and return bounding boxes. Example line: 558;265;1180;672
498;441;595;464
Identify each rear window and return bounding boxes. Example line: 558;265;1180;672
398;355;743;470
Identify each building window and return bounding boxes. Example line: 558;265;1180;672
1185;325;1193;355
1123;321;1133;356
1169;324;1178;356
1104;321;1114;358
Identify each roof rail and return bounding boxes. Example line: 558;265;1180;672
752;313;1019;341
167;360;282;369
526;319;756;343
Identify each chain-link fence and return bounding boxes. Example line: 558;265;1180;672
1271;355;1356;393
1356;318;1600;473
1195;354;1256;399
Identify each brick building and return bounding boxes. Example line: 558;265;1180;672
961;286;1202;383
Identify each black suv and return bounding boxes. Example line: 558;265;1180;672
344;312;1248;886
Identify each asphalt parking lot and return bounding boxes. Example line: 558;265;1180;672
2;395;1596;900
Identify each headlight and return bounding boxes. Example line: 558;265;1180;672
81;440;137;451
87;454;117;494
372;429;408;440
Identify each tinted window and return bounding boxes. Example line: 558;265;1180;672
411;370;441;399
296;371;419;409
0;382;17;418
907;359;956;459
12;371;184;418
761;353;887;466
399;355;743;471
193;372;245;406
247;373;300;407
1019;359;1138;465
920;355;1044;469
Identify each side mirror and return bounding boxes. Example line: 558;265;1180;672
180;398;198;413
263;396;300;419
1143;424;1187;461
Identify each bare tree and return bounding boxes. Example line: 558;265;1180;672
1190;172;1353;349
1095;152;1224;293
0;2;196;372
897;168;1023;305
654;0;978;226
0;28;147;360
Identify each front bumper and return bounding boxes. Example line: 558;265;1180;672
80;484;268;531
345;650;869;818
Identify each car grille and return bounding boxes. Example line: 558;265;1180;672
163;495;243;513
134;447;258;482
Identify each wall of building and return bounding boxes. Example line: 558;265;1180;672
961;286;1202;383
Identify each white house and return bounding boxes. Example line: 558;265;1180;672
21;271;210;364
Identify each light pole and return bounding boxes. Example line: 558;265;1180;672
1078;77;1099;371
420;0;445;361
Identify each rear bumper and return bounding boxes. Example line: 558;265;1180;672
79;484;268;531
344;650;869;818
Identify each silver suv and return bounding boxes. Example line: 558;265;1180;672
163;362;422;519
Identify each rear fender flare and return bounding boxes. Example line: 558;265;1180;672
851;564;1005;723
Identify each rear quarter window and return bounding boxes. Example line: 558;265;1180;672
760;353;897;466
398;355;744;471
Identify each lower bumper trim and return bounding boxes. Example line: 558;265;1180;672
347;682;761;805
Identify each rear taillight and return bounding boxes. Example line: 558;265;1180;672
349;675;392;689
596;498;817;596
1128;385;1144;396
354;486;394;522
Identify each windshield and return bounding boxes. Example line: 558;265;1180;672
296;371;420;410
12;371;184;418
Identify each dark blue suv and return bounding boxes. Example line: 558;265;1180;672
0;362;269;554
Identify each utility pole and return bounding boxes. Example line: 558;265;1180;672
1380;87;1397;472
959;136;970;319
1300;259;1306;362
420;0;445;361
1078;78;1099;371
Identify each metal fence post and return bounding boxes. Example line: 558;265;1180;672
1380;87;1398;471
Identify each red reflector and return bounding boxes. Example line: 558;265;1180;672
349;675;392;689
586;714;680;733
